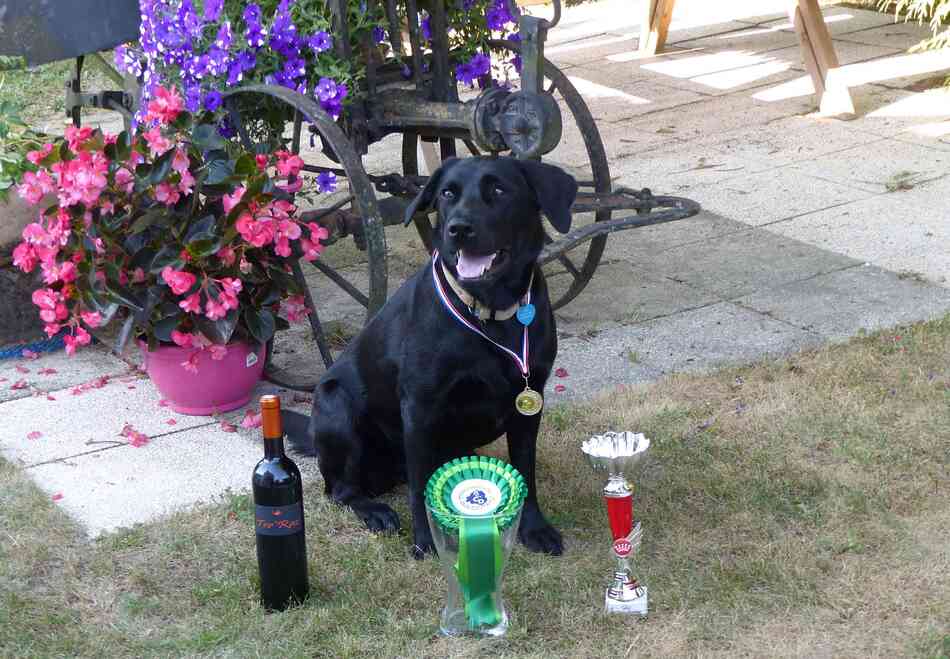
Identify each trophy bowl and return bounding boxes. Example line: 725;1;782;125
581;431;651;476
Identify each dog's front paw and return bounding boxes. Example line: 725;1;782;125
410;529;437;560
354;502;401;533
518;508;563;555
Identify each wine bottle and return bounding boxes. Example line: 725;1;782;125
253;394;309;611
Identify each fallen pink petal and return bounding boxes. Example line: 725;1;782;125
241;410;262;428
38;368;58;375
220;421;238;433
15;365;31;374
51;493;64;502
554;384;566;393
555;368;569;378
21;349;39;360
11;380;28;390
46;394;56;401
158;399;170;407
127;385;136;389
165;419;177;426
27;431;43;440
128;432;149;447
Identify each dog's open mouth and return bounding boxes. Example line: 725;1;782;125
456;249;508;280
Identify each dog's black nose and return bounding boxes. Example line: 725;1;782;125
446;218;476;242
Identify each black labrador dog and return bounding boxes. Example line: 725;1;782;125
283;155;577;558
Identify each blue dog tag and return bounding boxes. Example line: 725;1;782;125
516;303;536;326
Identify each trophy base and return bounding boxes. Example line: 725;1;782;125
605;585;648;616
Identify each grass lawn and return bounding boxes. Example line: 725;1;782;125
2;316;949;658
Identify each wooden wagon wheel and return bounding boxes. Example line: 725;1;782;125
221;84;387;390
401;51;612;311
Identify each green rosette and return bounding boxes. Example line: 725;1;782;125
425;456;527;629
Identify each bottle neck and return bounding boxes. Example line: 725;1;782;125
263;435;285;459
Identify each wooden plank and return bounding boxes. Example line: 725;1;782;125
789;0;855;115
639;0;676;56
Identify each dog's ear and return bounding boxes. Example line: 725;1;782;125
403;157;460;226
516;160;578;234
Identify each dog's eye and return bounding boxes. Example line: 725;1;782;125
440;189;456;200
491;185;506;197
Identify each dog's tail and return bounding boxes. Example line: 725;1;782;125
281;409;318;457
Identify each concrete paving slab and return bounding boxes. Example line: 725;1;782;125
758;7;895;37
624;90;815;143
550;260;719;335
0;375;216;468
735;264;950;339
690;167;876;227
703;113;885;170
551;301;821;399
769;40;901;69
845;86;950;139
637;47;802;96
561;69;707;122
636;224;863;300
0;345;131;403
601;208;750;263
833;20;934;50
788;136;950;194
674;23;802;54
764;183;950;286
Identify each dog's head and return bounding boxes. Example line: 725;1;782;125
404;156;577;306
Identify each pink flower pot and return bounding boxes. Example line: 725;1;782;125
140;341;266;415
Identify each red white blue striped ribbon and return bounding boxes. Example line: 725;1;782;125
431;251;531;377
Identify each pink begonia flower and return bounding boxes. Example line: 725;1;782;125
179;292;202;314
222;187;245;214
216;246;236;266
278;178;302;194
255;154;269;171
41;260;78;285
118;270;129;286
145;85;184;125
142;126;173;157
301;223;330;261
170;330;193;347
205;298;228;320
26;143;54;165
80;310;102;328
63;327;91;356
241;410;262;428
99;199;114;215
155;182;181;205
178;170;195;196
161;266;197;296
44;323;62;337
235;214;276;248
114;167;134;194
51;152;109;208
274;151;305;178
16;169;55;204
32;289;69;324
171;147;190;173
216;278;242;311
12;243;38;272
21;222;48;244
281;295;310;323
181;351;200;374
64;125;93;150
191;332;212;349
92;238;105;255
209;345;228;361
132;267;146;283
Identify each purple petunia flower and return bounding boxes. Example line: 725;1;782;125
203;0;223;23
316;77;338;102
373;26;387;44
308;31;333;54
455;63;476;87
283;56;306;80
215;21;232;50
184;83;201;112
316;171;337;194
420;14;431;41
227;60;244;85
244;4;267;48
486;5;511;31
470;52;491;77
203;90;223;112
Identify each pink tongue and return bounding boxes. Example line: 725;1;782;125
456;251;495;279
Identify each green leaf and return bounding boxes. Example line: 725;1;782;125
187;238;222;259
204;153;234;186
130;208;168;234
195;308;239;345
149;148;176;185
105;284;145;313
191;123;226;151
233;153;257;177
153;314;183;342
184;214;217;243
149;246;184;273
243;307;276;345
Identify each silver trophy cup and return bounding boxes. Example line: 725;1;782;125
581;431;651;615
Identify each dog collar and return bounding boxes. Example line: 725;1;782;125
439;260;532;322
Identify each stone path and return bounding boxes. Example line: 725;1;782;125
4;0;950;535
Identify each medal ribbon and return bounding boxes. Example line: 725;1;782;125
431;251;530;378
456;516;504;628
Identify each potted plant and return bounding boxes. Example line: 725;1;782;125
11;85;329;414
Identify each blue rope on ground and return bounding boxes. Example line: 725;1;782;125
0;331;67;360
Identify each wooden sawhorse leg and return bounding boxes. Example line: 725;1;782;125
789;0;855;115
639;0;676;56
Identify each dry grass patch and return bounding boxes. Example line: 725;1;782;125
1;317;949;658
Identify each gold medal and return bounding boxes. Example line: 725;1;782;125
515;387;543;416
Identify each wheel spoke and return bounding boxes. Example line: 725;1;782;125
309;260;370;308
463;139;482;157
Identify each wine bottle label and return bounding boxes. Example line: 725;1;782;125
255;502;304;536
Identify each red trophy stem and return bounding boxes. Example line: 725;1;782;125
605;493;633;541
